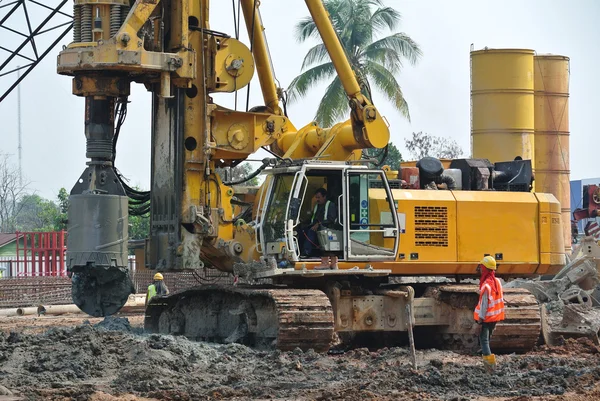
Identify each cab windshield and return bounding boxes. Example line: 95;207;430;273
262;174;295;244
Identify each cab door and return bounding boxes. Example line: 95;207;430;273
285;170;308;261
257;172;301;257
345;169;399;261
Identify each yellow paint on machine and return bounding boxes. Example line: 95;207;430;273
364;189;567;276
534;55;571;253
470;48;535;170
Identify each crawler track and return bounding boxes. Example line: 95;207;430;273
145;283;541;354
429;285;541;353
490;288;542;353
145;285;335;352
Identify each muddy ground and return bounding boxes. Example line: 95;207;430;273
0;315;599;400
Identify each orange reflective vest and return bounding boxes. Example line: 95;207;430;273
473;278;505;323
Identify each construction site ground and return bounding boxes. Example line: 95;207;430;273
0;314;598;400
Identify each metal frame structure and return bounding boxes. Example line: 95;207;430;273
15;231;66;276
0;0;73;102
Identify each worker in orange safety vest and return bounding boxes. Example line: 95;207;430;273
474;255;505;371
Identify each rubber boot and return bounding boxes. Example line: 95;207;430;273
482;354;496;372
330;256;339;270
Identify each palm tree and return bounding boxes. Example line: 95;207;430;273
288;0;422;128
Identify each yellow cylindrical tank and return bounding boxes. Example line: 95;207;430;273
470;48;535;166
534;54;570;253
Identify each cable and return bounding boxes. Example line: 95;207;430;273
231;0;239;39
245;0;257;112
361;145;386;159
375;144;389;168
188;26;230;38
112;97;128;163
191;269;231;285
129;204;150;216
121;179;150;197
236;0;241;40
233;205;253;225
222;158;270;186
207;177;226;223
360;74;374;104
360;140;388;168
261;146;283;159
109;96;152;215
281;88;289;117
232;0;241;111
127;198;149;206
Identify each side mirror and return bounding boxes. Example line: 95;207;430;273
289;197;301;221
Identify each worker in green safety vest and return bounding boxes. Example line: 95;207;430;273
146;272;169;306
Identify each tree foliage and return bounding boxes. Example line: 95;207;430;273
11;188;69;232
0;152;150;241
129;214;149;241
15;194;59;232
404;131;464;160
0;153;30;232
127;185;150;241
362;142;403;170
55;188;68;231
288;0;422;127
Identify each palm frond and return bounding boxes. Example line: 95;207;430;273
287;62;336;103
324;0;349;27
301;43;330;70
360;46;403;73
334;1;357;46
292;0;420;124
294;16;318;42
361;33;422;66
365;60;410;121
369;6;402;34
314;76;348;128
346;1;373;50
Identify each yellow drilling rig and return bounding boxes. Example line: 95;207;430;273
57;0;567;353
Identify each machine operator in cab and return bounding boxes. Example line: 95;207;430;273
299;188;338;268
474;256;505;371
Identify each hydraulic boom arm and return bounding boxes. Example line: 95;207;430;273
57;0;390;316
271;0;390;161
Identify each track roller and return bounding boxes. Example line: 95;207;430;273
145;285;335;352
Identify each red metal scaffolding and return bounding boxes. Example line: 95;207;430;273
14;231;67;276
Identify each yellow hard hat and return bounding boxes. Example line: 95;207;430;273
153;273;164;281
480;256;497;270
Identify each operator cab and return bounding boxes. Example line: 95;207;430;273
256;161;400;267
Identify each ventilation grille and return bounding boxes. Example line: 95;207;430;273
494;183;530;193
370;180;403;189
414;206;448;247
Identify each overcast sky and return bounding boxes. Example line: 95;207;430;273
0;0;598;204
